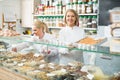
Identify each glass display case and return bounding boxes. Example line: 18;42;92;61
0;35;120;80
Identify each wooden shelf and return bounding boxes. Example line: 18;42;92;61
2;13;16;30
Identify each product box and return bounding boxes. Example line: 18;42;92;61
109;7;120;23
110;38;120;54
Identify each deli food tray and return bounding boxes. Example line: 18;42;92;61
77;37;107;51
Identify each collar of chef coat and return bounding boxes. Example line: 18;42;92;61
59;26;85;44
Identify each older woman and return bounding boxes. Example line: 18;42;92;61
12;20;53;51
11;19;59;64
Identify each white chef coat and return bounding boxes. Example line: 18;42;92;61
58;26;85;64
14;33;55;52
12;33;59;64
31;33;54;42
59;26;85;44
30;33;55;53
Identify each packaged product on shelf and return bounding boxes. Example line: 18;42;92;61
110;24;120;54
109;7;120;23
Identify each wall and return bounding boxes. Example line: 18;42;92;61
0;0;26;34
99;0;120;26
0;4;2;27
0;0;21;23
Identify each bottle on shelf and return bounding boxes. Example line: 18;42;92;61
52;16;56;27
79;16;83;27
81;2;86;14
77;1;82;14
92;1;98;13
91;16;97;28
87;16;92;28
82;16;88;28
86;2;93;13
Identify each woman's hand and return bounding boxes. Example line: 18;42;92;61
42;47;58;57
12;47;17;52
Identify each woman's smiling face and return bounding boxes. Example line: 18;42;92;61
32;26;42;36
66;11;76;27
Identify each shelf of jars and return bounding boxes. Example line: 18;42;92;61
33;0;98;31
34;13;97;17
34;0;98;15
0;35;120;56
34;15;97;31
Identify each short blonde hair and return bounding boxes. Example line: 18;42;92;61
63;9;79;26
33;19;49;33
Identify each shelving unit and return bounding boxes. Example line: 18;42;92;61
2;13;16;30
33;0;99;35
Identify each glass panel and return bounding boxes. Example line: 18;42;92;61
0;36;120;56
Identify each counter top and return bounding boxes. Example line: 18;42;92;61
0;67;31;80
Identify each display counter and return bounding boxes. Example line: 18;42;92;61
0;35;120;80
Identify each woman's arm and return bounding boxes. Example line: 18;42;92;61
12;42;31;52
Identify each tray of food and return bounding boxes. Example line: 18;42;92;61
77;37;107;51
